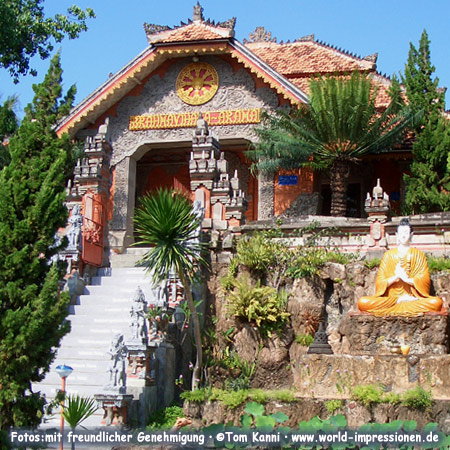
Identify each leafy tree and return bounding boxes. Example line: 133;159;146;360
0;0;94;81
402;30;450;213
0;96;19;170
134;189;208;390
0;54;75;429
249;72;414;216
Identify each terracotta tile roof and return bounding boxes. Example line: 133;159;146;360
245;40;393;108
288;74;392;108
146;22;232;44
245;40;374;75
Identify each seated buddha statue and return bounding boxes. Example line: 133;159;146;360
358;219;444;317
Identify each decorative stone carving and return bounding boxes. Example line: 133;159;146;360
109;57;278;167
244;26;277;43
296;34;315;42
129;287;148;344
66;204;83;250
143;23;170;38
217;17;236;30
280;192;321;218
193;1;204;21
105;333;128;393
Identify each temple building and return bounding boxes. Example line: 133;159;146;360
59;3;410;268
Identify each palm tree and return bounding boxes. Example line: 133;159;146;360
250;72;417;216
62;395;98;449
133;188;208;390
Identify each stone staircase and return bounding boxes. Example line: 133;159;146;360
35;249;156;427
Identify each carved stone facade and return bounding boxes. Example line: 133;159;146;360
102;56;279;250
108;57;278;166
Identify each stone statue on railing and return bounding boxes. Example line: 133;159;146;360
129;287;148;344
66;204;83;250
358;218;444;316
105;333;128;392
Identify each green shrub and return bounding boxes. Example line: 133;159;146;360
235;233;281;274
226;273;290;336
210;388;249;409
426;256;450;273
180;388;210;403
248;389;270;404
295;334;314;346
269;389;297;403
401;386;433;410
147;405;184;429
383;392;402;405
324;399;343;415
351;384;385;407
364;258;381;270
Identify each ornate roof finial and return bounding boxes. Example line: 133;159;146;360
193;2;204;21
363;52;378;63
296;33;315;42
243;26;277;44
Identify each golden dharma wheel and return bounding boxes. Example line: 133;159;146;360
176;62;219;105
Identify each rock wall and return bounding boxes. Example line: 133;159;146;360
210;262;450;396
184;398;450;433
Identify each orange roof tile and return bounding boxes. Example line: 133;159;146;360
245;40;394;108
246;41;374;75
147;22;232;44
288;74;392;108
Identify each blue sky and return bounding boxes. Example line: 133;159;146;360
1;0;449;116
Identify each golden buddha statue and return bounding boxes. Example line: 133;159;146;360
358;219;444;317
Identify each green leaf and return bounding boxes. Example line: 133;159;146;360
271;412;289;423
244;401;265;417
255;415;276;429
403;420;417;432
330;414;347;428
240;414;252;429
309;416;323;431
424;422;438;433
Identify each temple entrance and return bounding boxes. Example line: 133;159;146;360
135;143;258;222
135;146;192;202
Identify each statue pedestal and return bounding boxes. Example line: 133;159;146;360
94;393;134;426
338;313;449;355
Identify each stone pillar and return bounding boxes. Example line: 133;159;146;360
364;179;390;249
109;156;136;252
258;172;275;220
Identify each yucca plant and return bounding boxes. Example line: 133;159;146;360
134;188;208;389
249;71;418;216
62;395;97;449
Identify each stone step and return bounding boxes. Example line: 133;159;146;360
67;314;129;324
110;254;143;269
40;371;109;387
70;304;133;315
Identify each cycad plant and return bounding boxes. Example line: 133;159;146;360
134;188;208;389
62;395;97;449
250;71;417;216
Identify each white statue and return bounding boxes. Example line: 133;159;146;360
129;287;148;343
67;204;83;249
106;333;128;391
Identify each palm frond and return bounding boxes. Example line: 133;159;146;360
249;71;414;171
62;395;98;429
133;188;208;284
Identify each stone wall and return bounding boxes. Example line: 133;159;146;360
184;398;450;433
209;261;450;400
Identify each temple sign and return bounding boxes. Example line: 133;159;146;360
358;218;444;316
